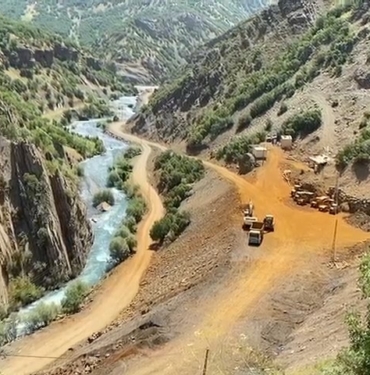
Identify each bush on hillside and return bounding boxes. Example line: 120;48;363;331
23;303;60;334
9;276;43;310
109;237;131;263
0;314;17;345
154;151;204;193
264;118;273;132
61;281;89;314
124;146;141;159
281;109;322;139
126;196;147;223
92;189;115;207
150;211;190;243
277;102;288;116
322;251;370;374
237;112;252;132
114;224;137;252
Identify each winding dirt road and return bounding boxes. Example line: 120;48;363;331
0;134;165;375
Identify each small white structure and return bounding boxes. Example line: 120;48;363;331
252;146;267;160
281;135;293;150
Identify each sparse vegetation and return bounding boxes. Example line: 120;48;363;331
106;146;140;189
143;3;357;154
322;251;370;374
105;147;145;265
336;126;370;169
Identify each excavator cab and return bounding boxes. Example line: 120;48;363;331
263;215;275;232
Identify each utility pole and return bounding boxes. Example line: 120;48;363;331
202;348;209;375
332;172;339;264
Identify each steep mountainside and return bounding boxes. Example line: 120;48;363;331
133;0;370;198
1;0;271;82
0;17;123;314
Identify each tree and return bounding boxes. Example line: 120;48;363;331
150;217;171;243
109;237;130;262
61;281;89;314
9;276;43;309
23;303;60;334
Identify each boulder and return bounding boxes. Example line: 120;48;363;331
34;48;54;67
97;202;111;212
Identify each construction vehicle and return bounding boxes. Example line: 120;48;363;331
291;184;302;198
243;201;254;217
329;203;339;215
311;195;330;208
243;216;258;231
294;191;314;205
263;215;275;232
248;221;264;246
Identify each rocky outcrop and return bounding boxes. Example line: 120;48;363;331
54;43;79;62
34;48;54;68
328;187;370;214
354;67;370;89
6;43;80;69
0;137;93;308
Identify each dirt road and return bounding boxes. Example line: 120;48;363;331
0;134;165;375
107;124;370;375
3;122;369;375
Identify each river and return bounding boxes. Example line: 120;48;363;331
15;95;137;335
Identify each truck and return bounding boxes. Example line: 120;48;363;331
243;216;258;231
248;221;264;246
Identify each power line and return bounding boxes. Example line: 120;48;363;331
0;352;60;359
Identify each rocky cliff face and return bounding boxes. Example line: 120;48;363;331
0;137;93;308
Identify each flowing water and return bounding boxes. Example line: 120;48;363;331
15;96;137;334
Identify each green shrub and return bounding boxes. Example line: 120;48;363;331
282;109;322;139
237;112;252;132
265;118;273;132
150;216;172;243
165;183;192;209
114;224;137;251
124;146;141;159
9;276;44;310
122;216;137;233
154;151;204;193
61;281;90;314
23;302;60;334
322;250;370;374
92;189;115;207
0;314;17;345
277;102;288;116
76;165;84;177
126;196;147;223
109;237;131;263
150;211;190;243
